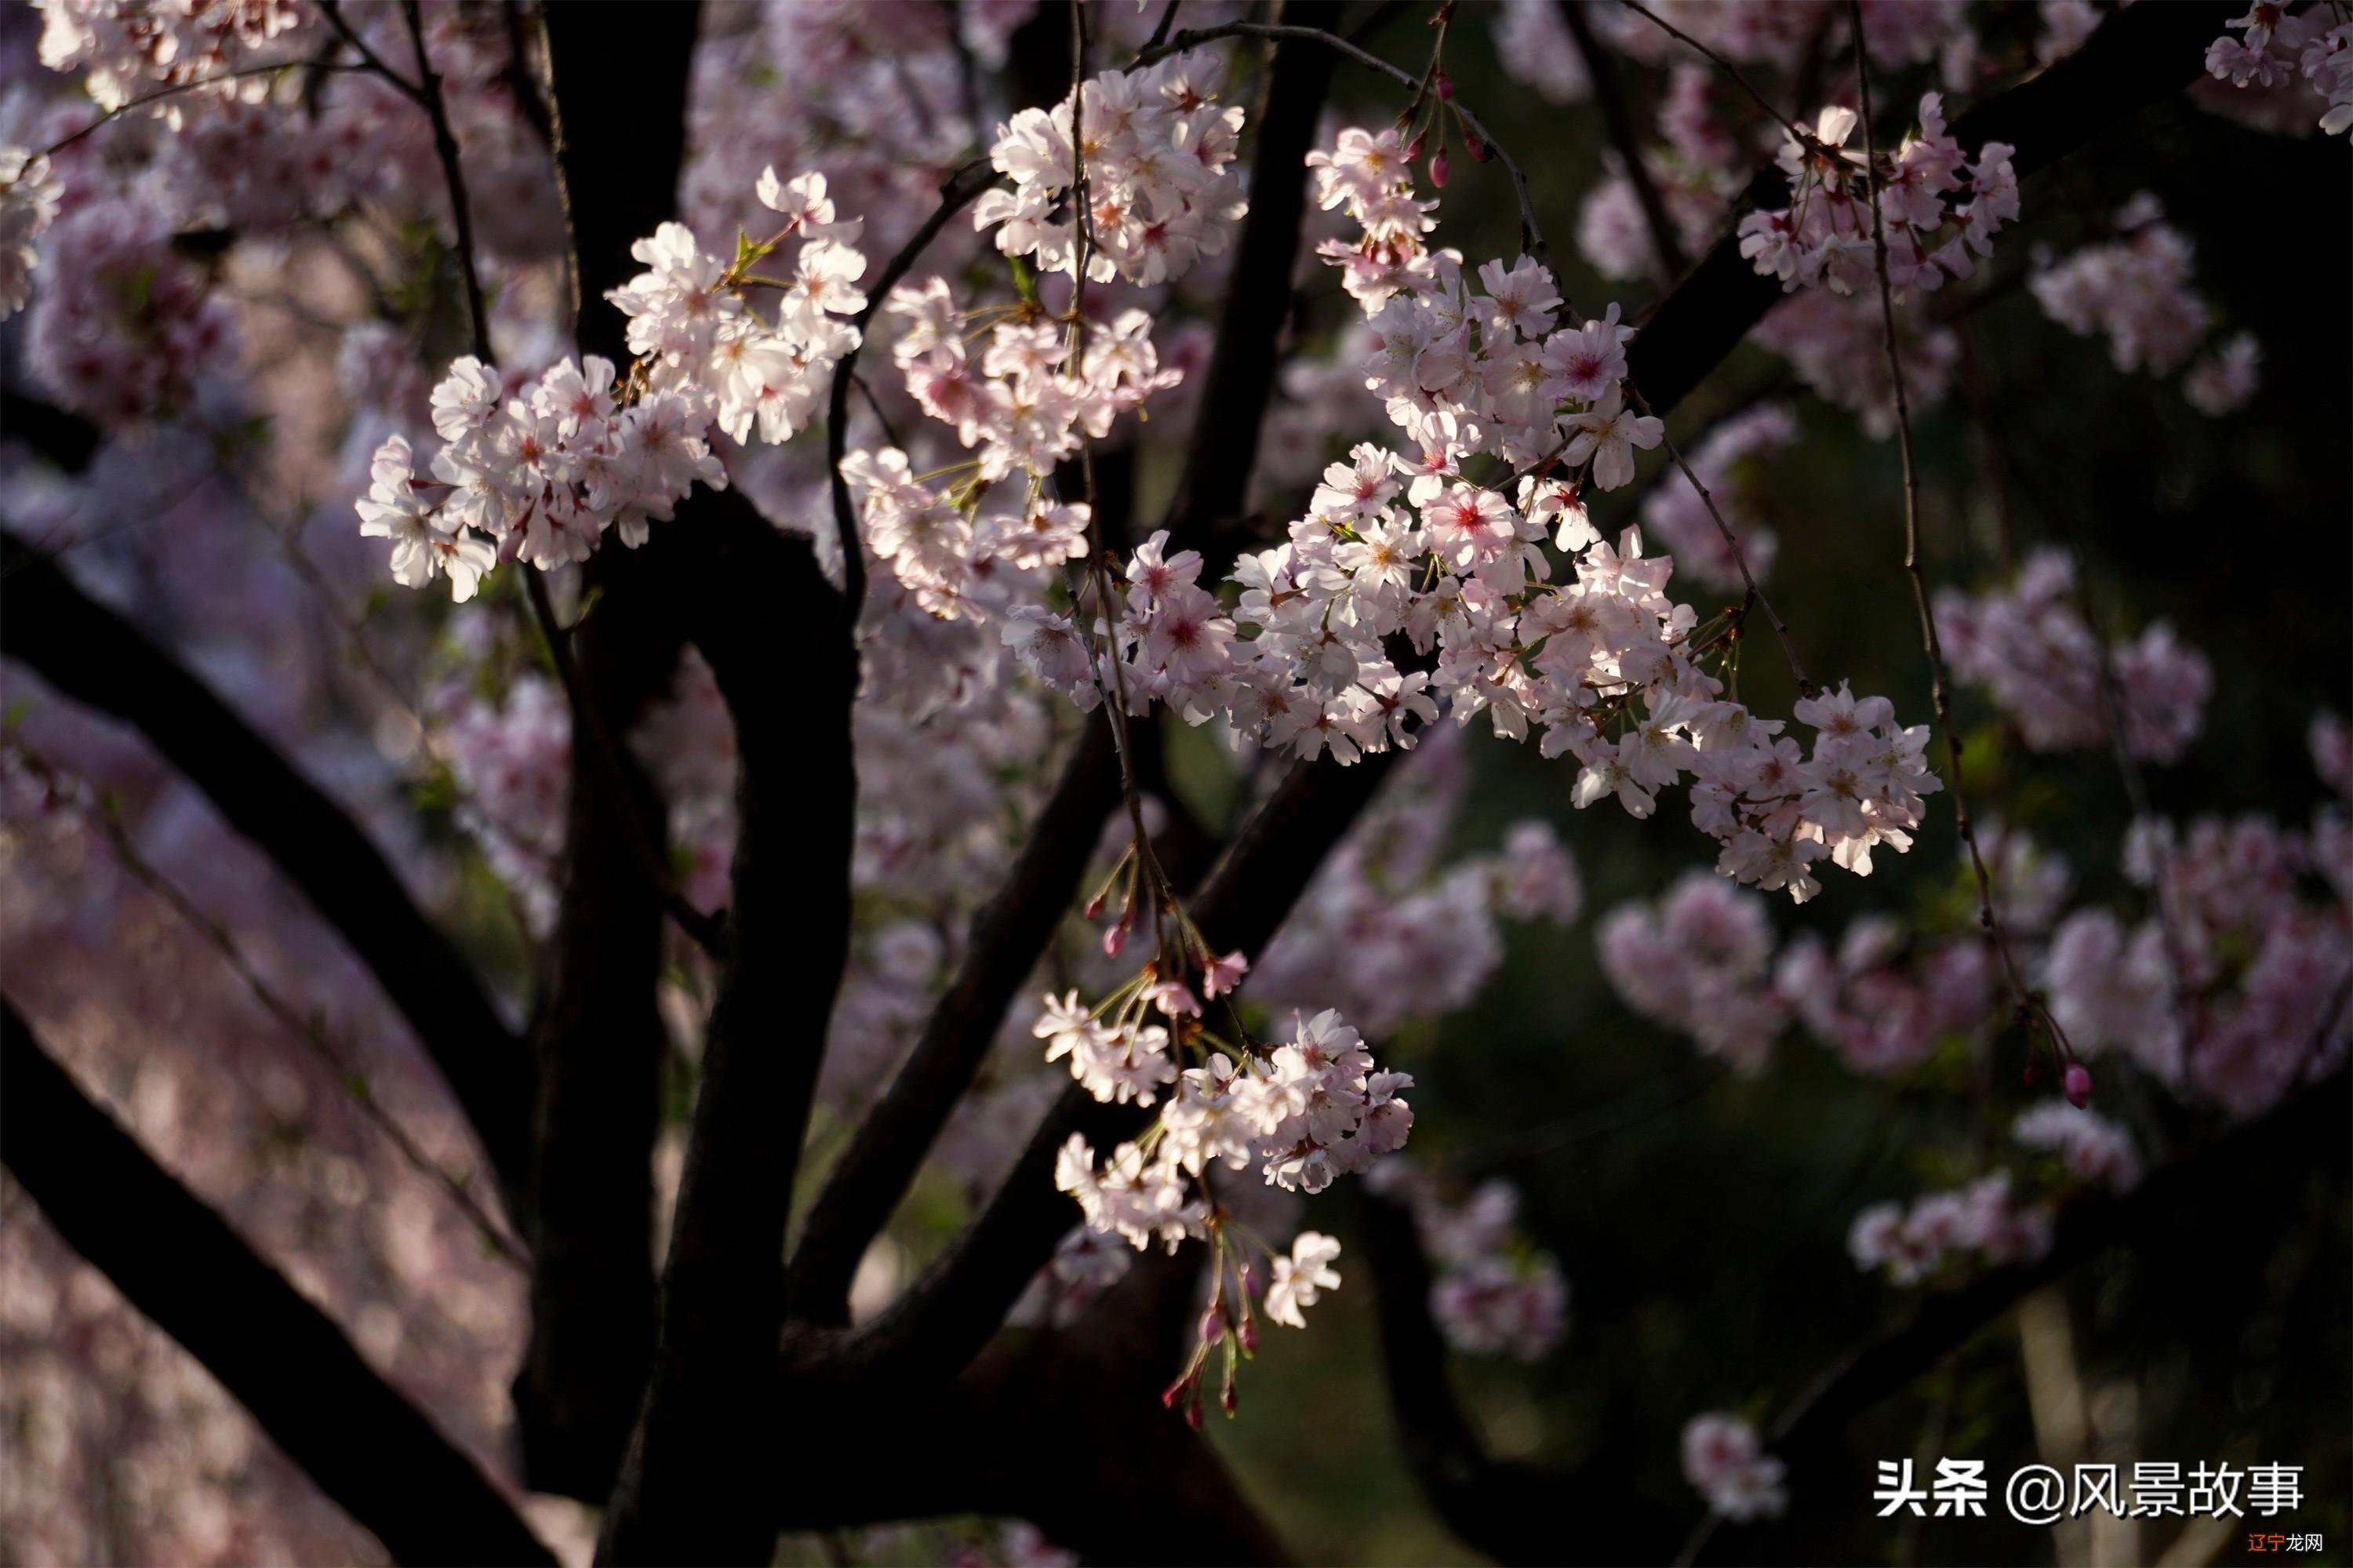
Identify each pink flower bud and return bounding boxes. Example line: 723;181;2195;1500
1430;149;1449;190
1464;129;1489;163
1102;922;1127;958
1161;1374;1188;1409
1238;1316;1260;1354
1198;1308;1225;1346
1184;1395;1204;1429
1082;889;1107;921
1404;129;1426;162
1435;72;1454;101
1220;1381;1238;1416
2063;1062;2093;1108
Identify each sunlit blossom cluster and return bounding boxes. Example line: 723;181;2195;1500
1002;129;1938;908
35;0;310;120
1737;94;2017;299
847;281;1183;619
356;168;866;596
973;51;1247;286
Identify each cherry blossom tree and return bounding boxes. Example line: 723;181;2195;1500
0;2;2343;1564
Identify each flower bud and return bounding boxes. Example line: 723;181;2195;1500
1185;1394;1204;1429
1082;889;1107;921
1464;129;1489;163
1238;1316;1260;1354
1198;1308;1225;1346
1102;922;1127;958
1435;71;1454;101
1404;129;1426;162
1430;148;1449;189
1220;1380;1238;1416
2063;1062;2093;1108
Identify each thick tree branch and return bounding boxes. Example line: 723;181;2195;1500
784;716;1122;1319
1353;1183;1669;1566
0;527;534;1199
595;493;860;1564
766;1254;1289;1561
0;999;555;1568
1627;0;2237;412
783;23;1338;1326
511;0;703;1501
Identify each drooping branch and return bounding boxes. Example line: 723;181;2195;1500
808;737;1411;1404
0;999;557;1568
783;24;1340;1326
824;157;1002;615
0;526;535;1199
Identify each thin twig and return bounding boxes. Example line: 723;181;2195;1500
1063;0;1173;919
1618;0;1805;144
6;740;529;1269
1849;2;2054;1060
317;0;424;100
1144;0;1184;54
1131;20;1554;275
1558;0;1688;278
1629;384;1812;693
35;61;380;158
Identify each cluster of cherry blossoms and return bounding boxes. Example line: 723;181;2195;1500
1370;1162;1569;1362
1682;1412;1788;1523
1005;129;1937;907
2028;194;2262;415
849;282;1182;619
1848;1170;2053;1285
2204;2;2353;136
1047;988;1415;1219
1738;93;2017;298
973;51;1246;286
355;169;866;596
1937;548;2213;764
35;0;308;120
